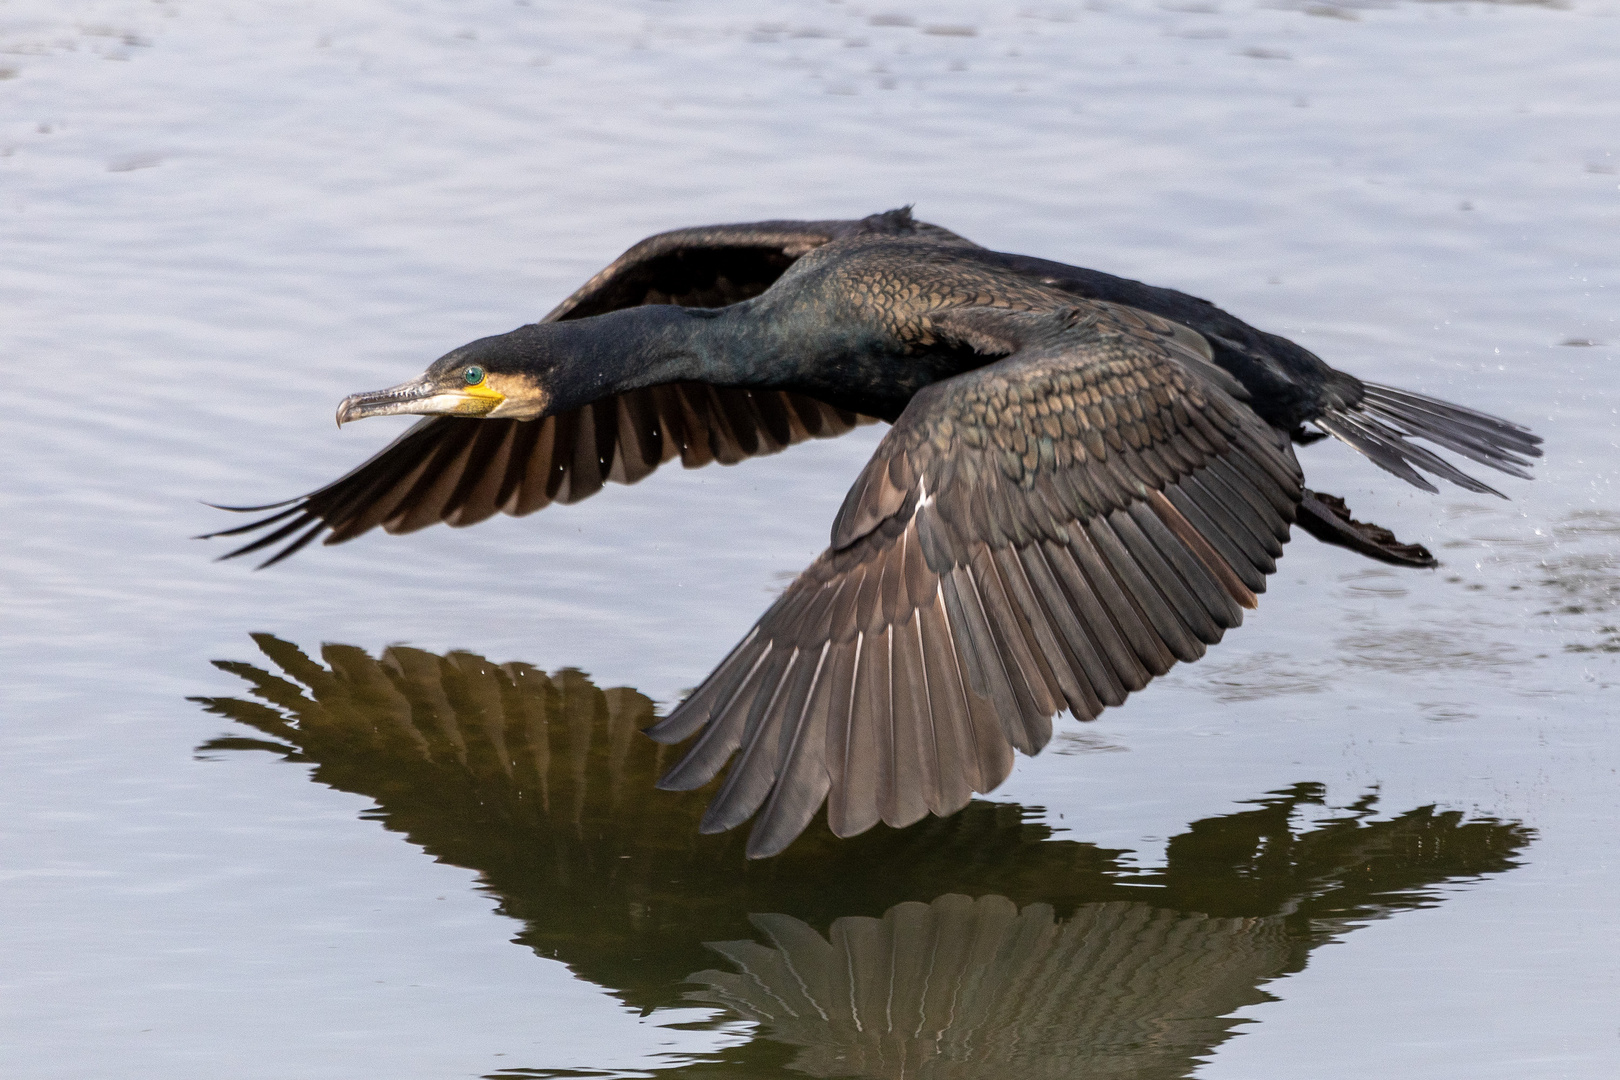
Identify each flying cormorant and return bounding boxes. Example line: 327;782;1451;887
209;209;1541;856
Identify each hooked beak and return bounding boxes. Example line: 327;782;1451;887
335;378;506;426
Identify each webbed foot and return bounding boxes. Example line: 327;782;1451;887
1296;488;1438;568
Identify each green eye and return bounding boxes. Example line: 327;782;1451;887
463;365;485;386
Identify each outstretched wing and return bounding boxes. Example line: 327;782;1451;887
542;207;974;320
210;384;868;566
647;303;1303;858
211;209;969;566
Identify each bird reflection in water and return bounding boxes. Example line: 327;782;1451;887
194;635;1531;1079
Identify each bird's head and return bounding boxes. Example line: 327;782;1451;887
335;325;563;427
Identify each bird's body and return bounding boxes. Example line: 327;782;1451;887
212;209;1541;856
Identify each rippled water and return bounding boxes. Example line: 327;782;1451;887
3;1;1617;1077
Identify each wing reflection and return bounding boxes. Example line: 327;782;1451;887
193;635;1531;1078
690;898;1293;1079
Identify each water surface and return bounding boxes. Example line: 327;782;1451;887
2;1;1617;1077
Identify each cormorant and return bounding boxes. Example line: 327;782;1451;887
209;208;1541;857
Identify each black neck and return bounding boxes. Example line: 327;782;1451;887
493;298;961;422
499;304;789;410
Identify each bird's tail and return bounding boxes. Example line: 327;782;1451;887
1312;382;1542;497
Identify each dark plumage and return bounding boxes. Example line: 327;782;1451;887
208;208;1541;856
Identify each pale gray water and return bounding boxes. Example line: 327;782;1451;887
1;1;1617;1076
